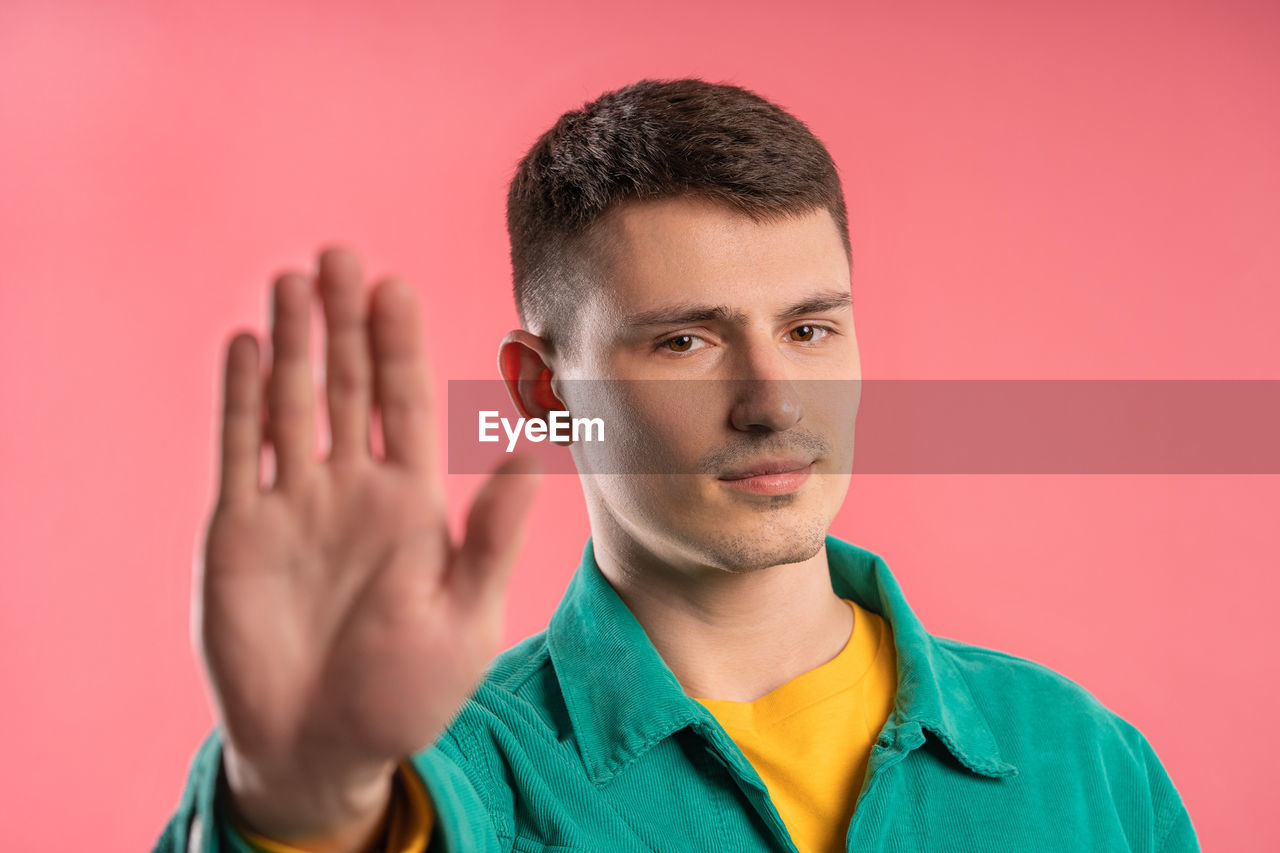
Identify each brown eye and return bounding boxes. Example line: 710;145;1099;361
665;335;694;352
791;325;816;341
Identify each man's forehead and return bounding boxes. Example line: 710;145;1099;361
587;197;850;313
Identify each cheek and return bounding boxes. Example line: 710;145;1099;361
799;376;859;438
580;382;722;474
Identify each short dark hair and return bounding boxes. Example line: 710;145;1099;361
506;77;851;359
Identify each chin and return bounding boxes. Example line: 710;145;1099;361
682;515;830;573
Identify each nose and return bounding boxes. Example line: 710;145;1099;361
728;342;804;433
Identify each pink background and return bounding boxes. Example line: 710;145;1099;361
1;0;1275;849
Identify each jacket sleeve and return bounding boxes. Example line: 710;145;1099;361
151;730;505;853
1138;733;1200;852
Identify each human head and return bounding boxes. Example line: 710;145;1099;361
507;77;851;365
499;78;859;576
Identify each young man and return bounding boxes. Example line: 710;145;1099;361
154;79;1198;852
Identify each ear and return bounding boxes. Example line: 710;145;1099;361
497;330;571;445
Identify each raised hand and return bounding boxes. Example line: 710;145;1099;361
199;246;540;850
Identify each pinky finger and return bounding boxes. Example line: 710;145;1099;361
218;332;263;506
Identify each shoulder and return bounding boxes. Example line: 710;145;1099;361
931;634;1162;778
930;635;1196;846
934;636;1129;730
417;630;578;828
483;629;555;694
433;629;575;763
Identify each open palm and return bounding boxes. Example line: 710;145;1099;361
198;246;539;841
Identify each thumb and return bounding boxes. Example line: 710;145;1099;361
452;454;542;606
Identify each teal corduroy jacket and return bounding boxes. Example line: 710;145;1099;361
155;535;1199;852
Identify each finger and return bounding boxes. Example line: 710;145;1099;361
266;271;316;491
218;331;262;506
452;455;542;606
317;245;373;461
370;277;437;475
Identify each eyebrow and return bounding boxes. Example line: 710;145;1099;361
622;289;852;329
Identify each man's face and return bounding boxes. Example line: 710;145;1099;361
557;196;861;574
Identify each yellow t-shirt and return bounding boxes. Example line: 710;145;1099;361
234;597;895;853
693;598;897;853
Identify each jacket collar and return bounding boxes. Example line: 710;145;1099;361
546;534;1018;786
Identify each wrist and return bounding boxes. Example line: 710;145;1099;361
221;745;397;853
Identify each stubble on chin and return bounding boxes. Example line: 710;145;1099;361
686;507;830;573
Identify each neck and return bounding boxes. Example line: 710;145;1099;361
589;519;854;703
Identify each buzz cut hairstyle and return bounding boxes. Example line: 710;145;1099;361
505;77;851;360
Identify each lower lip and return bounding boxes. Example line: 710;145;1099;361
718;463;813;496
